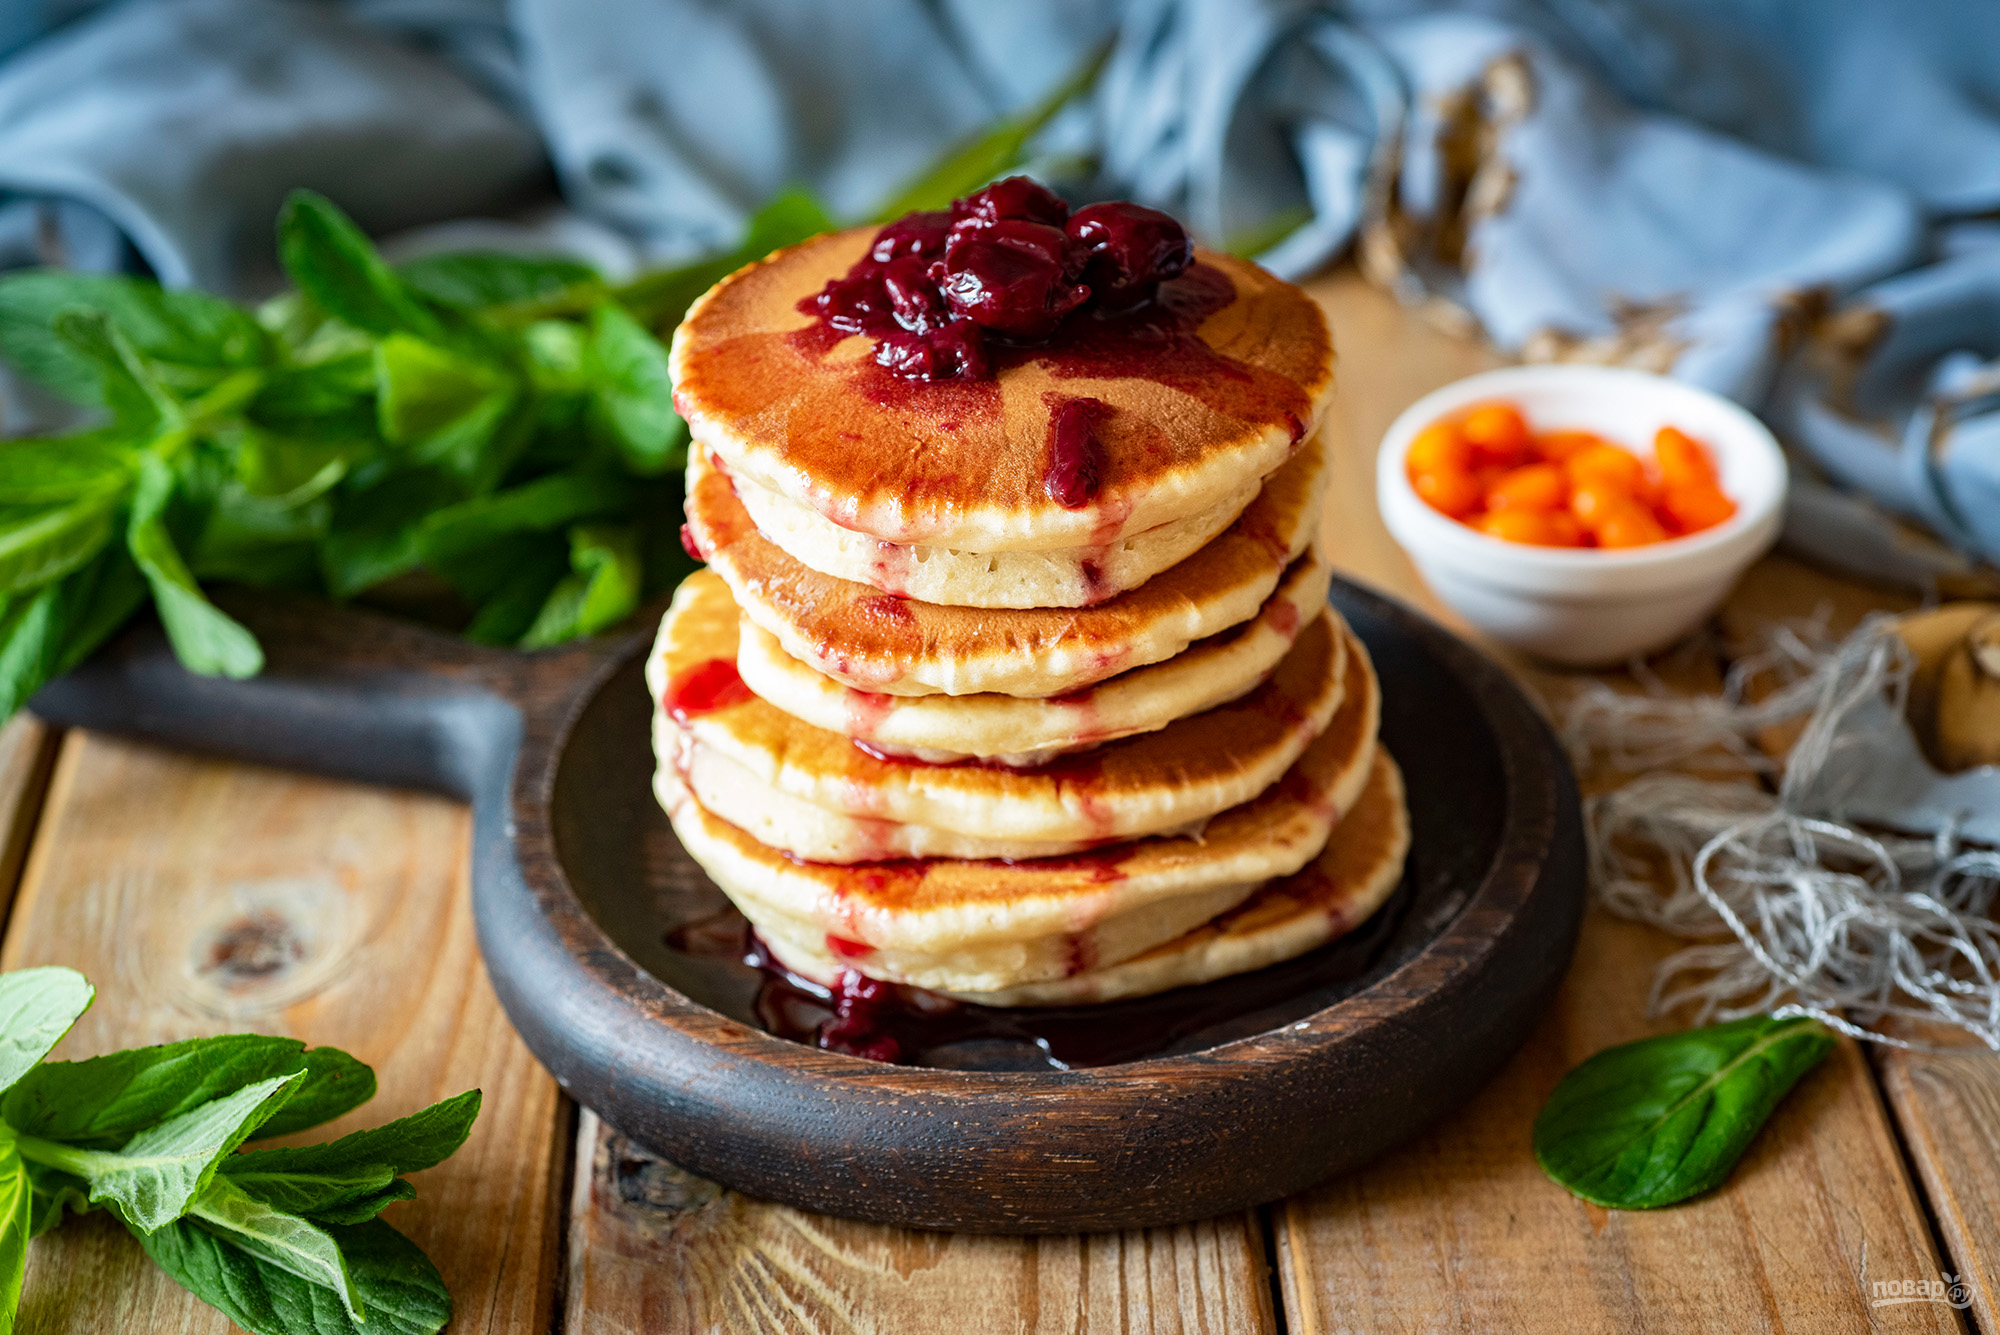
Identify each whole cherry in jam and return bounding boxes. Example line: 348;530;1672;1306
1067;202;1193;305
798;175;1195;382
867;209;952;262
874;322;989;381
951;176;1069;228
937;234;1089;338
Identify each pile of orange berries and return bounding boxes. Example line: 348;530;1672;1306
1405;400;1737;549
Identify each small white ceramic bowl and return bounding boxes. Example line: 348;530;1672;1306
1377;365;1787;668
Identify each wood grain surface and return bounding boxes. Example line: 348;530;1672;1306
0;265;1990;1333
1;733;567;1335
564;1110;1278;1335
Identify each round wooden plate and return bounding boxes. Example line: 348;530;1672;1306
33;577;1583;1234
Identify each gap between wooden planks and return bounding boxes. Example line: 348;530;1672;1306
0;729;567;1335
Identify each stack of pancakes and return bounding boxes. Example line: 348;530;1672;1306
650;228;1410;1009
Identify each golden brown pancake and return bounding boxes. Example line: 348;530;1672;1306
683;427;1329;697
668;230;1336;551
759;752;1410;1004
649;568;1350;844
733;544;1334;765
656;650;1382;986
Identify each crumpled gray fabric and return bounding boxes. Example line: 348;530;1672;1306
0;0;1996;587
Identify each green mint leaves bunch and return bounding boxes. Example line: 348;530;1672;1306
0;965;479;1335
0;186;837;724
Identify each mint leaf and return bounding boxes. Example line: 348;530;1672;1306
252;1046;377;1142
518;524;639;648
0;489;123;595
47;545;147;679
23;1161;86;1239
301;1179;415;1227
221;1159;397;1221
4;1033;308;1149
586;302;684;476
277;192;446;343
0;1142;28;1334
21;1071;299;1232
189;1176;363;1322
1534;1015;1836;1209
415;470;628;575
398;253;600;312
141;1216;451;1335
0;433;134;504
51;310;183;433
227;1089;481;1183
0;585;66;721
372;333;510;448
0;967;93;1094
0;272;266;405
463;541;568;645
127;454;263;679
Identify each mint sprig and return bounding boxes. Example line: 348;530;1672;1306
0;186;834;724
0;965;479;1335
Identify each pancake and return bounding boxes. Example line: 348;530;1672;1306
650;570;1351;844
684;427;1329;698
660;614;1373;863
736;544;1334;765
728;463;1262;608
760;752;1410;1005
655;664;1382;989
668;230;1336;552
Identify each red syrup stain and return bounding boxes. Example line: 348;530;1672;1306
1267;597;1300;639
825;934;875;961
867;540;913;596
842;689;897;739
662;897;1414;1069
679;522;705;562
662;658;752;724
853;593;917;628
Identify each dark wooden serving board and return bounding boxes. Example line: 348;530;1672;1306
29;577;1584;1234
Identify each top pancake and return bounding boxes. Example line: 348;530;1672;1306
668;229;1336;552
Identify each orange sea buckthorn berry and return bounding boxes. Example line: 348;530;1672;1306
1411;464;1484;518
1535;429;1611;462
1565;443;1652;495
1567;476;1636;529
1654;426;1720;490
1595;505;1671;549
1405;421;1472;475
1661;482;1736;534
1460;402;1532;465
1486;462;1567;512
1474;509;1586;547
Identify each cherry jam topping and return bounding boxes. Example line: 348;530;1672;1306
800;176;1193;382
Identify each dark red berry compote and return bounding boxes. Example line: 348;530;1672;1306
801;177;1195;383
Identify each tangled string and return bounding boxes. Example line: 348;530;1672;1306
1564;619;2000;1051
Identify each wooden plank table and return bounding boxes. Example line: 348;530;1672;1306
6;268;1995;1334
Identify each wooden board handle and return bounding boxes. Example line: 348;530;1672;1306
26;590;622;799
